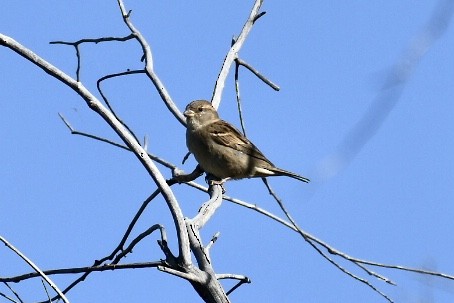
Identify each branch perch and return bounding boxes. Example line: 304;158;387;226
0;33;191;267
0;236;69;303
211;0;264;108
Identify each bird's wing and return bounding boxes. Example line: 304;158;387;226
206;120;274;165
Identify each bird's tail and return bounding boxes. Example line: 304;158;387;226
269;167;310;183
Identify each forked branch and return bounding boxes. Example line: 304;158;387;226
211;0;264;109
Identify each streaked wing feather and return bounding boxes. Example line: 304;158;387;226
206;120;273;165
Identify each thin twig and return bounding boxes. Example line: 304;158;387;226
96;69;146;144
58;113;177;169
49;174;194;299
261;178;394;303
157;266;202;283
217;274;250;281
171;165;204;183
236;58;280;91
50;35;135;46
218;272;251;295
206;232;221;252
211;0;264;109
40;280;51;303
44;110;454;289
0;291;19;303
102;190;163;262
234;57;247;136
50;35;135;81
116;0;185;126
224;275;251;296
2;283;23;303
0;236;70;303
0;262;163;283
357;260;454;281
0;36;186;256
112;224;167;264
35;189;162;300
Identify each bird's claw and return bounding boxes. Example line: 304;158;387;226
205;175;228;193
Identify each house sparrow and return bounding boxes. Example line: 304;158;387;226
184;100;310;183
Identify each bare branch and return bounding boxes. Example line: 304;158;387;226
58;113;177;169
225;278;251;296
171;165;204;183
186;185;222;274
181;151;192;164
190;184;224;229
217;274;250;281
217;273;251;296
170;176;454;288
50;35;135;81
112;224;168;264
4;2;453;302
0;33;191;267
40;280;51;303
236;58;280;91
157;266;203;283
357;260;454;281
1;282;23;303
211;0;264;108
234;59;247;136
233;57;280;136
206;232;221;252
97;69;146;145
170;184;231;303
261;178;394;302
0;290;20;303
60;113;202;183
0;262;163;283
103;190;164;262
116;0;185;126
50;35;135;46
253;11;267;23
0;236;70;303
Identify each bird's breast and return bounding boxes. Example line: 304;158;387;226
186;129;251;179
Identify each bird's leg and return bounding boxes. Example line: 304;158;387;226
208;178;230;185
205;174;228;193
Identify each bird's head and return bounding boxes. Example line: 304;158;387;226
184;100;220;129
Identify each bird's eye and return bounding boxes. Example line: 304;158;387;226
197;107;203;112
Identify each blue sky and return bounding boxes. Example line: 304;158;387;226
1;1;454;302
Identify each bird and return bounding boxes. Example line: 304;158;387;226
184;100;310;184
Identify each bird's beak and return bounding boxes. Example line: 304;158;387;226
183;109;194;118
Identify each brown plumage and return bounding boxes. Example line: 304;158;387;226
184;100;310;183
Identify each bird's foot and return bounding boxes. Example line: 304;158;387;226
208;178;229;185
205;175;228;193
